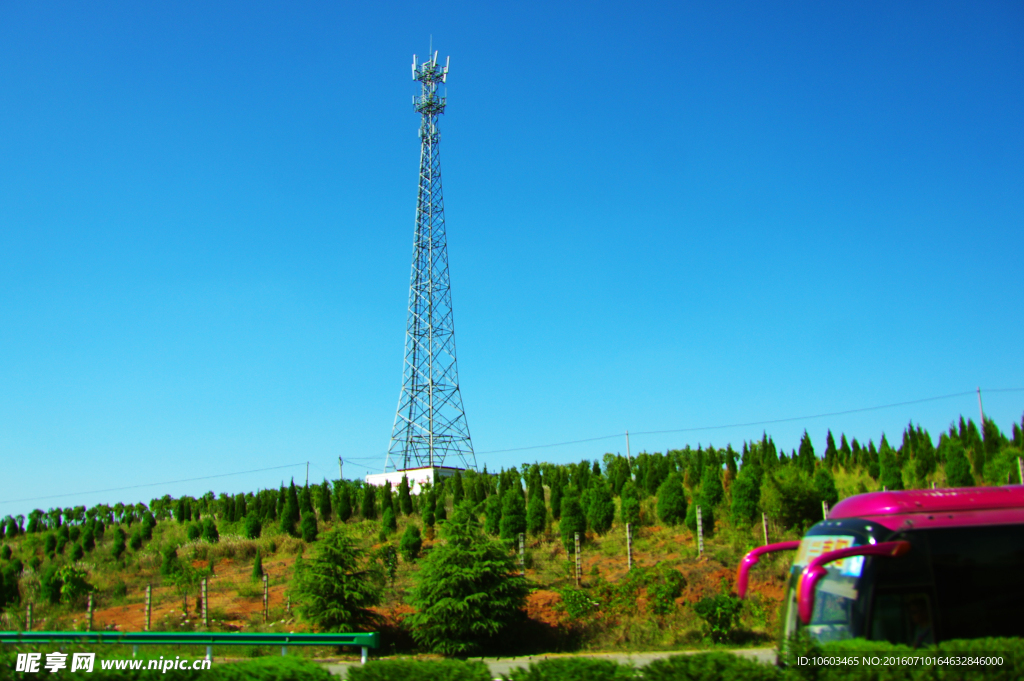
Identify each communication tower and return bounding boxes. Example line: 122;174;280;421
374;49;476;490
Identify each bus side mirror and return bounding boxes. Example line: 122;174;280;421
797;540;911;625
736;541;801;598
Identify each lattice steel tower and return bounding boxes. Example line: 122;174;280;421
386;50;476;472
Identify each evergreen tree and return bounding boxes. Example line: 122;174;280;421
201;518;220;543
160;544;182;577
337;484;353;522
484;493;502;535
656;473;688;526
730;463;762;525
944;440;975;487
559;491;586;554
797;431;816;474
301;513;318;542
760;466;820;530
813;467;839;507
725;446;738;480
586;480;615;535
879;440;904;491
319;480;332;521
549;471;564;520
382;507;398;536
289;528;382;632
451;471;465;506
423;491;436;531
399;524;422;561
839;434;852;469
435;497;448;523
406;503;528;655
252;549;264;581
824;430;838;470
619;480;641;527
526;490;547;536
298;483;312;516
867;441;880;480
397;475;413;515
244;513;262;539
699;463;724;508
379;482;394;516
361;485;377;520
281;487;299;537
499;486;527;543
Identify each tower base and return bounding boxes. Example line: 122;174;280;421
365;466;463;495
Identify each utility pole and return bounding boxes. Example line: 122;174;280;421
339;457;343;480
305;462;309;487
625;431;633;479
977;387;986;442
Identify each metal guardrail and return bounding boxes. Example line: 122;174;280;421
0;631;380;664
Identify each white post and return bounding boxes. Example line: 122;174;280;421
263;574;269;623
696;505;704;557
822;501;829;519
206;646;212;662
574;532;581;587
202;578;208;628
626;523;633;571
518;533;525;576
762;512;769;545
361;647;368;664
281;647;286;656
87;594;93;632
1018;458;1023;485
145;584;152;631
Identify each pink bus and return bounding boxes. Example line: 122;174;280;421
737;486;1024;644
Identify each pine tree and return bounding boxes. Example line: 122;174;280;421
382;507;397;536
287;481;301;526
699;463;724;508
399;524;423;561
839;434;852;469
299;483;313;516
620;480;641;527
337;484;353;522
586;480;615;535
319;481;332;521
252;549;264;581
798;431;816;474
944;440;975;487
201;518;220;543
656;473;687;526
397;476;413;515
499;486;527;542
451;471;465;506
879;441;904;491
824;430;838;469
281;486;299;537
289;528;382;632
813;467;839;507
360;485;377;520
730;462;762;525
423;491;436;531
244;513;262;539
484;493;501;535
379;482;394;516
301;513;318;542
559;491;586;554
526;490;546;536
406;504;528;655
549;470;564;520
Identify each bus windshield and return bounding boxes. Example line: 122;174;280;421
787;533;867;643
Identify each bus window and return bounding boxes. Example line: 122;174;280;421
869;592;934;647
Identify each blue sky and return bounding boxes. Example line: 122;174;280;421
1;1;1022;517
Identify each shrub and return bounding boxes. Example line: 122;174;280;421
759;466;820;530
129;529;144;551
111;528;127;559
407;502;529;655
644;652;780;681
699;464;724;508
186;522;202;541
399;524;422;561
504;657;636;681
649;566;686;615
730;464;762;525
348;659;490;681
289;528;382;632
160;545;182;577
945;440;975;487
70;541;85;561
692;594;743;643
244;513;262;539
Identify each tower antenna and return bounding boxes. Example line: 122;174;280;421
386;48;476;474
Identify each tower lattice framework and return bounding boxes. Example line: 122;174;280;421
387;50;476;472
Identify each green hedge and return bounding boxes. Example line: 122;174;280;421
347;658;491;681
503;657;637;681
643;652;778;681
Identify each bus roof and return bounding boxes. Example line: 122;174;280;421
828;485;1024;531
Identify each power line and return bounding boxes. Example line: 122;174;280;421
474;388;1024;456
0;463;306;506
